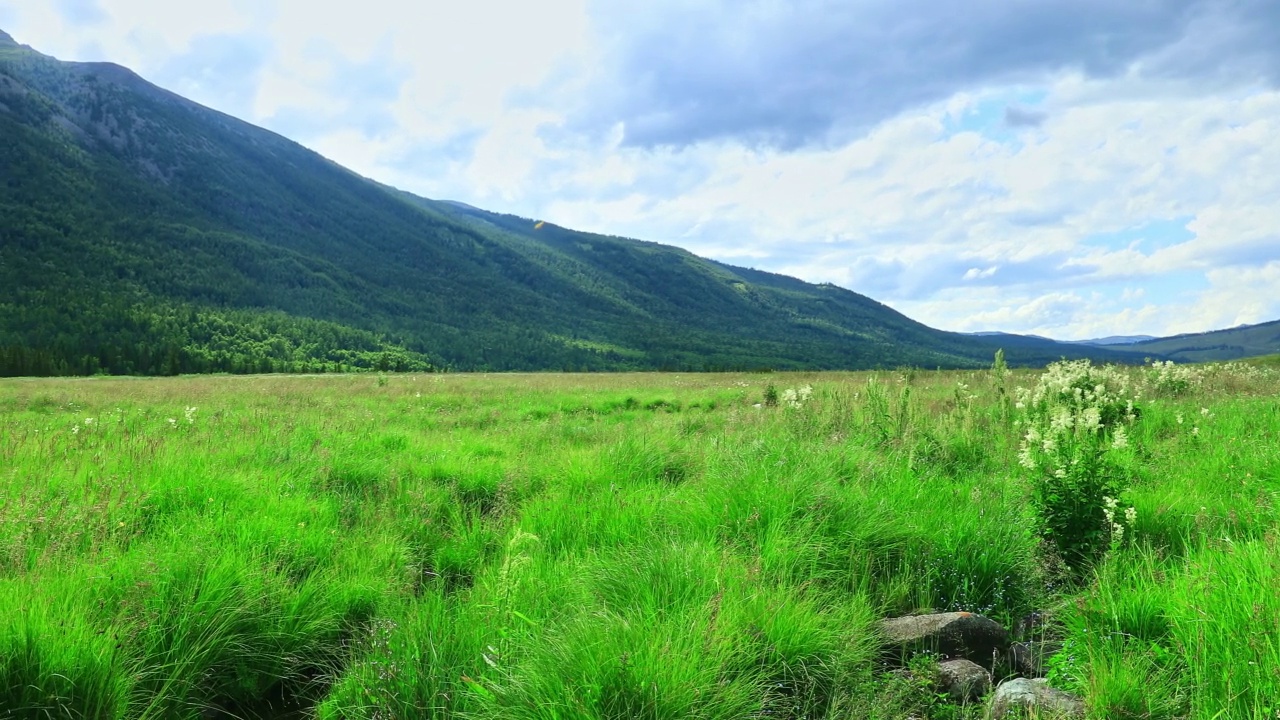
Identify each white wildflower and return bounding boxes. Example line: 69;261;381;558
1176;413;1184;425
1080;407;1103;433
1124;507;1137;525
1017;444;1037;470
1111;426;1129;450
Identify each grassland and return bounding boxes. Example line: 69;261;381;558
1;362;1277;719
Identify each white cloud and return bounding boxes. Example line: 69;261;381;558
2;0;1279;341
520;78;1280;340
1186;262;1280;332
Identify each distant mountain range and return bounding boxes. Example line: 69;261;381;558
0;30;1271;375
964;321;1280;361
1117;321;1280;362
1069;335;1158;346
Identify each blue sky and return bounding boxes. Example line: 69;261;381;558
3;0;1279;340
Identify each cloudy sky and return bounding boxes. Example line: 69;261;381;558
3;0;1279;340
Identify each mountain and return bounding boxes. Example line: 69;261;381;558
1122;321;1280;362
0;32;1151;375
1069;335;1158;346
963;331;1056;341
951;326;1280;359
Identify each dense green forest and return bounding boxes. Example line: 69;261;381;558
0;31;1153;376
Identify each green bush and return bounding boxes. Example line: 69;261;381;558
1015;360;1139;569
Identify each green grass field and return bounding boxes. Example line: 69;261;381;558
1;362;1277;719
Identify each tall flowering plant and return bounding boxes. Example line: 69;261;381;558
1015;360;1138;568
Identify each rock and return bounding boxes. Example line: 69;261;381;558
991;678;1085;719
1008;640;1063;678
937;658;991;701
879;612;1010;668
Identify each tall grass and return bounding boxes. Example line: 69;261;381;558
0;363;1276;718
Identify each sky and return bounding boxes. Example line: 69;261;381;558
3;0;1279;340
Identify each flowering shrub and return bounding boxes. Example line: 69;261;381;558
1015;360;1139;568
760;383;812;409
1145;359;1203;396
1213;360;1277;381
1102;496;1137;549
780;384;813;409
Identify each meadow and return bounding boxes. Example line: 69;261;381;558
1;359;1277;719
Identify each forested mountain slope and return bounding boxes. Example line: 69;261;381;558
1125;320;1280;363
0;31;1150;375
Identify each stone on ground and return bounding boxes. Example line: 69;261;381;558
990;678;1085;719
879;611;1010;668
937;658;991;701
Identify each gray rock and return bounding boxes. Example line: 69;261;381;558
879;612;1010;668
991;678;1085;719
937;658;991;701
1008;640;1063;678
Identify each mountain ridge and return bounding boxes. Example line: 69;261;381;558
1122;320;1280;362
1068;335;1157;346
0;32;1164;375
